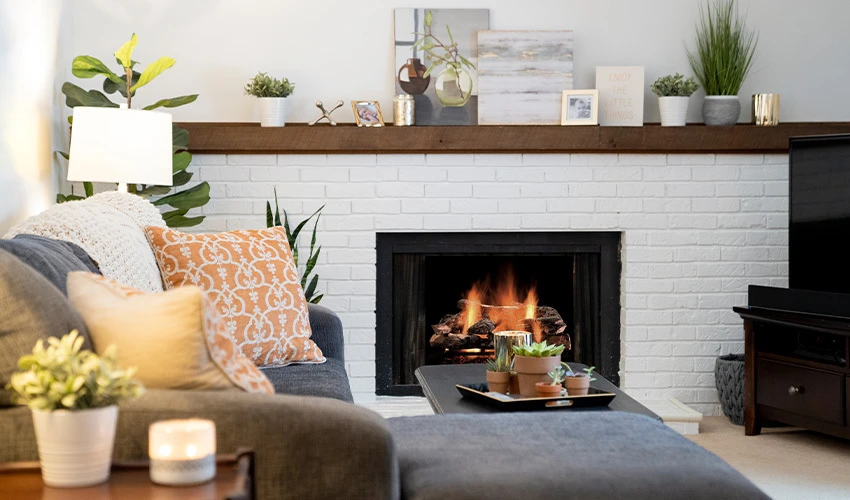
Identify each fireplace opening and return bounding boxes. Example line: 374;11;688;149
376;232;621;396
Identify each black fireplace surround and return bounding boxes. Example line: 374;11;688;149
376;232;622;396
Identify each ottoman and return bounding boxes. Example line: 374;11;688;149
388;412;767;500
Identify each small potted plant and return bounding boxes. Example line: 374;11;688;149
536;365;566;398
6;331;143;487
485;356;512;394
562;363;596;396
686;0;758;126
512;341;566;397
651;73;699;127
244;72;295;127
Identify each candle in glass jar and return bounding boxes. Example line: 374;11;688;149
149;419;216;485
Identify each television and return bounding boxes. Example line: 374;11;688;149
789;134;850;294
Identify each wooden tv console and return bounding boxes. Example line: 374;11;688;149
734;301;850;440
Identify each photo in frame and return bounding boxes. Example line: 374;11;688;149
351;101;385;127
560;90;599;126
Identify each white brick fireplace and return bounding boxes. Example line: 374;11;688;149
189;152;789;414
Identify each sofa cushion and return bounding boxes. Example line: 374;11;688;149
0;234;100;294
388;411;768;500
4;191;166;293
261;358;353;402
67;272;274;394
0;250;91;407
146;226;324;367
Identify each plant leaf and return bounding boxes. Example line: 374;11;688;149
131;56;176;92
171;169;193;187
425;10;432;27
114;33;138;69
303;274;318;301
303;246;320;280
84;182;94;197
166;215;205;228
172;125;189;152
143;94;199;111
62;82;119;108
446;25;454;45
72;55;123;83
137;185;172;197
57;151;69;160
172;151;192;173
309;294;323;304
273;187;282;226
266;201;273;228
152;182;210;209
103;71;139;98
423;62;440;79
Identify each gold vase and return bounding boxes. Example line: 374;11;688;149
752;93;780;126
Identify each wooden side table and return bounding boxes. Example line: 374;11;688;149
0;449;254;500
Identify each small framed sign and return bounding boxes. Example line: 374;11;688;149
560;90;599;126
595;66;645;126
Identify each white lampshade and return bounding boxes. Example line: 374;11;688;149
68;106;173;187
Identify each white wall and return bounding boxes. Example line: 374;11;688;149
62;0;850;124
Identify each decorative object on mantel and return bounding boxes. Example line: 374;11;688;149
266;188;325;304
7;331;143;487
394;8;489;126
57;33;209;228
244;72;295;127
149;419;217;485
393;94;415;126
595;66;645;126
687;0;758;126
651;73;699;127
308;100;344;126
752;93;780;126
560;90;599;126
351;100;385;127
478;30;574;125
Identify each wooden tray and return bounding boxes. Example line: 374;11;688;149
456;383;616;412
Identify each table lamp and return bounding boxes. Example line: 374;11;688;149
67;105;173;192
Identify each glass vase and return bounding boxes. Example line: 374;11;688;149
435;66;473;107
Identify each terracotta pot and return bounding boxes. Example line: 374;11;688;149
535;382;563;398
565;375;591;396
509;373;520;396
513;355;561;397
486;371;510;394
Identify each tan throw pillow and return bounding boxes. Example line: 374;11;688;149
67;272;274;394
145;226;325;367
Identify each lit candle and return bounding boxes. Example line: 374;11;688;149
149;419;216;485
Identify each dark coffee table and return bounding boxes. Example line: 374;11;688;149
415;363;661;420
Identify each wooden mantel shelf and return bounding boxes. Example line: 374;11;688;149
176;122;850;155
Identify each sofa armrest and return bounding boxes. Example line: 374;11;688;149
308;304;345;362
0;391;398;500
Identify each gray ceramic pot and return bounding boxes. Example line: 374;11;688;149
702;96;741;126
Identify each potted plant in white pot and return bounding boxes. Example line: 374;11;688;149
651;73;699;127
511;341;566;398
686;0;758;126
245;72;295;127
6;331;143;487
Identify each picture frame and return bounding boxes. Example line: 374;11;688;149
351;100;385;127
560;90;599;126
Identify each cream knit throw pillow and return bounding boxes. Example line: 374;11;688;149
4;192;166;292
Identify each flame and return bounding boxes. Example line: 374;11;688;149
457;267;538;335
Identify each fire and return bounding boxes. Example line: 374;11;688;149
458;269;540;337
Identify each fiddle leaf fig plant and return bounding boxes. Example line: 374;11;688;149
6;331;143;411
57;33;209;228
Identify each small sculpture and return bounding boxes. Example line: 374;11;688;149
308;100;344;126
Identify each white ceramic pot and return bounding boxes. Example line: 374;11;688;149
32;406;118;487
258;97;287;127
658;96;690;127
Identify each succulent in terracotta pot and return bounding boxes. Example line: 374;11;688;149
562;363;596;396
512;341;566;397
535;365;566;398
485;356;512;394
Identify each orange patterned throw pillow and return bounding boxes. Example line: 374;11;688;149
67;272;274;394
145;226;325;367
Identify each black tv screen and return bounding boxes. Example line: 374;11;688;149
789;134;850;294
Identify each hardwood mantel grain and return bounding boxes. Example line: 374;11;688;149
175;122;850;155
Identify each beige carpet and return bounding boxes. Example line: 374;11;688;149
689;417;850;499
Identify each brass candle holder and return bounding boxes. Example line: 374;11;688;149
493;331;532;366
752;93;780;126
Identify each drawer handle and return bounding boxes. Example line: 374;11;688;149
788;385;805;396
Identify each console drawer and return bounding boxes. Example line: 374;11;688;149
756;359;844;424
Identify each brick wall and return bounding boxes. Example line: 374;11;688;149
188;152;790;413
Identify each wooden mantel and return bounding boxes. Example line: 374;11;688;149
176;122;850;155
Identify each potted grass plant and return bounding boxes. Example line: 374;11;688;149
562;363;596;396
686;0;758;126
485;356;512;394
651;73;699;127
512;341;566;397
6;331;143;487
245;72;295;127
535;365;566;398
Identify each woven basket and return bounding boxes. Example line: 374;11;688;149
715;354;745;425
